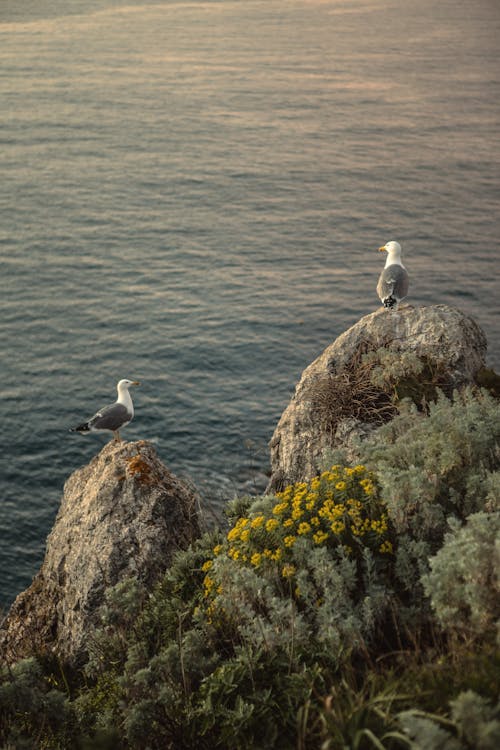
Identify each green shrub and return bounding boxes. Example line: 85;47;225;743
422;512;500;644
397;690;500;750
1;388;498;749
203;465;396;655
325;388;500;621
0;657;74;749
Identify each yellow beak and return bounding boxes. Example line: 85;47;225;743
378;245;387;252
132;381;141;386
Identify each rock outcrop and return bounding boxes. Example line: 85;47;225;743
268;305;487;491
0;440;200;665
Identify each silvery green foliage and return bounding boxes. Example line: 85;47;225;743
450;691;500;750
0;658;72;748
422;512;500;643
335;388;500;605
217;487;395;656
209;554;311;654
361;388;500;539
365;348;424;390
398;691;500;750
398;710;461;750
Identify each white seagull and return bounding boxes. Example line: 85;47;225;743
376;240;409;310
70;378;140;441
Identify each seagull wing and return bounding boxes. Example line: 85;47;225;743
88;402;131;431
377;264;409;303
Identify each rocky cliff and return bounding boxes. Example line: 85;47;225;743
268;304;487;491
0;304;490;666
0;440;200;665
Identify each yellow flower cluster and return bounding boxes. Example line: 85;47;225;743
202;464;393;596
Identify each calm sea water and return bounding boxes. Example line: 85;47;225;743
1;0;499;608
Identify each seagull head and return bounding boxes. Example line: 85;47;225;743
378;240;402;257
117;378;141;391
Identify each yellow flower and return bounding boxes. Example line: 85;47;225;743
228;547;240;560
335;481;347;492
273;502;288;515
330;520;345;535
360;478;375;496
201;560;213;572
379;540;393;554
281;563;296;578
266;518;279;532
251;552;262;567
284;535;296;548
227;527;240;542
240;529;250;542
227;517;249;541
291;507;304;520
311;516;320;527
271;548;282;561
313;530;328;545
332;503;345;518
213;544;223;556
251;515;265;528
298;521;311;535
283;518;294;528
318;502;332;520
203;575;214;594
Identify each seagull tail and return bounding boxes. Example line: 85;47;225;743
69;422;91;433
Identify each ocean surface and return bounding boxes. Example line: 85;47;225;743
1;0;499;609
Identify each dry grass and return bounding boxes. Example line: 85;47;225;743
304;341;459;437
304;344;397;436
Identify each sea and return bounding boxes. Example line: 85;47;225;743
1;0;499;609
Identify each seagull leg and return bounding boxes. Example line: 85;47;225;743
113;430;122;442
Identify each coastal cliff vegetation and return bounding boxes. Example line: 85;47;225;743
1;386;499;749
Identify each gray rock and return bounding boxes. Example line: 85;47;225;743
0;440;200;665
268;305;487;491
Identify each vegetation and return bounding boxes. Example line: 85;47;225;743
1;386;499;749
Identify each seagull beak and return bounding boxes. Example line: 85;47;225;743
378;245;387;252
132;381;141;386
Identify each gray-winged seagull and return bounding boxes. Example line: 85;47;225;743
70;378;140;441
376;240;409;310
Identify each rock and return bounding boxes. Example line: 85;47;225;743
268;305;487;491
0;440;200;665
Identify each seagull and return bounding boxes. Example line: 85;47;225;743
376;240;409;310
70;379;140;442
